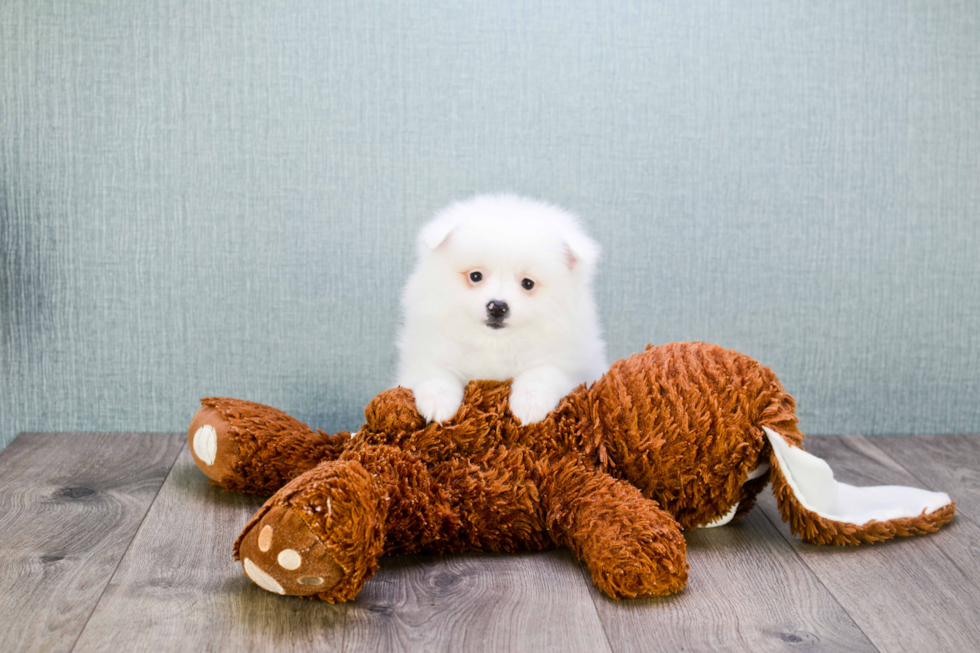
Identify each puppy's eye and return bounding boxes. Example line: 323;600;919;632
521;278;535;291
469;271;483;283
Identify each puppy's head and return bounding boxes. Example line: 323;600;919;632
406;195;599;338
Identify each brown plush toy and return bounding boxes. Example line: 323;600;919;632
188;342;955;601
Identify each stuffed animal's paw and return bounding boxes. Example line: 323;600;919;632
411;378;464;423
188;405;240;485
235;458;387;602
237;503;345;598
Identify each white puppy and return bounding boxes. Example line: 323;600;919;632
397;194;607;425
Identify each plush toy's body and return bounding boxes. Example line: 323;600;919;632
188;342;954;602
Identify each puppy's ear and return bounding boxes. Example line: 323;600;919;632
418;213;458;251
563;226;600;273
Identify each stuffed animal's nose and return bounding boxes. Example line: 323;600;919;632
486;300;509;319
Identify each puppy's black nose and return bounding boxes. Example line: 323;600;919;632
486;300;509;319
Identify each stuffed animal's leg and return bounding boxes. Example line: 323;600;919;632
764;426;955;544
545;459;688;598
234;445;461;601
188;397;348;494
234;457;385;601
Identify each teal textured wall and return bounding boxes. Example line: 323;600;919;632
1;0;978;449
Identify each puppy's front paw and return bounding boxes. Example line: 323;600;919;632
411;378;464;423
509;384;561;424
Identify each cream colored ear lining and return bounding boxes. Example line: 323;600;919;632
702;503;738;528
763;426;952;526
700;462;770;528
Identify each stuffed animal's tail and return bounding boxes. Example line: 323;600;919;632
763;427;955;545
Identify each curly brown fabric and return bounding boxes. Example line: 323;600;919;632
188;342;954;602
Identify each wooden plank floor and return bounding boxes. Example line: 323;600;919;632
1;433;977;652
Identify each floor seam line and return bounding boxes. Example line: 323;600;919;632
68;435;186;653
758;496;882;653
578;558;617;653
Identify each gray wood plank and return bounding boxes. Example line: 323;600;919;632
587;507;877;652
757;435;980;653
0;432;183;653
345;549;612;653
870;434;980;522
11;433;974;652
73;446;347;652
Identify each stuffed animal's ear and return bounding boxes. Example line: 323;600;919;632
563;224;600;272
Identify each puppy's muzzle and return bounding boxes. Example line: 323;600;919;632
485;300;509;329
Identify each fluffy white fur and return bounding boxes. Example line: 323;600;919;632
397;194;607;424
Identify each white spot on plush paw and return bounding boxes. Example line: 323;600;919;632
243;558;285;595
192;425;217;465
412;379;464;423
258;525;273;552
277;549;302;570
508;385;560;424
